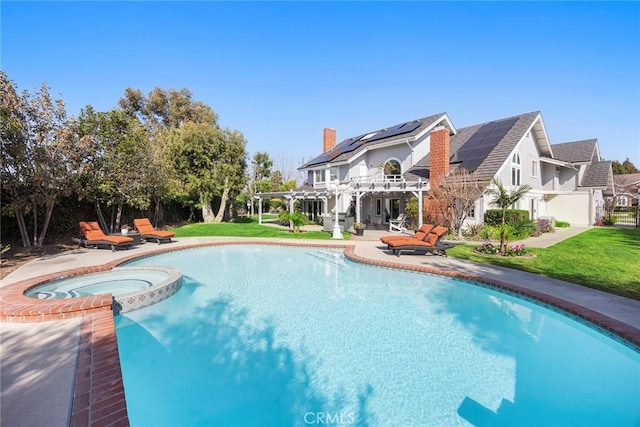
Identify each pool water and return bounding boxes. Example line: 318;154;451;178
116;246;640;426
25;268;169;299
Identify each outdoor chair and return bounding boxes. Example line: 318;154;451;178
386;225;455;257
389;213;408;232
380;224;434;245
77;221;134;251
133;218;175;244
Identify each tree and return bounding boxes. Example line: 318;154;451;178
428;169;484;237
612;158;639;175
119;86;222;223
74;107;154;231
1;72;82;247
484;178;532;255
211;128;248;222
247;151;273;215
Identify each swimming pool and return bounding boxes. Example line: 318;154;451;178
116;245;640;426
25;266;183;313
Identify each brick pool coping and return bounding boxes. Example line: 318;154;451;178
1;240;639;426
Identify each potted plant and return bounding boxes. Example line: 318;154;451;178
354;222;366;236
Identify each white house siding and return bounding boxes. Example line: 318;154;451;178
411;135;430;169
495;132;542;189
540;163;555;190
557;167;578;191
546;192;591;225
365;144;411;179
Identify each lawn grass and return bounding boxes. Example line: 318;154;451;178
447;227;640;300
171;216;348;240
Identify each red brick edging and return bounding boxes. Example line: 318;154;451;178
2;240;639;427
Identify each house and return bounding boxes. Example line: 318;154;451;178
613;173;640;207
255;111;614;229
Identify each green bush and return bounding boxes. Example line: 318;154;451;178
279;211;307;233
484;209;529;226
555;220;570;228
604;214;617;225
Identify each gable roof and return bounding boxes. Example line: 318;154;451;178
614;173;640;187
580;161;614;194
300;113;449;168
404;111;541;181
551;139;598;163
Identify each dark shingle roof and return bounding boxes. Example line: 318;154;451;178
614;173;640;187
551;139;597;163
300;113;446;168
580;161;613;189
404;111;540;182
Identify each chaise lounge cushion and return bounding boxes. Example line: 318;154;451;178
380;224;434;244
79;221;134;247
133;218;175;242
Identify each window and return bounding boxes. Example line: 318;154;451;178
314;170;325;184
329;168;338;182
511;152;521;186
466;206;476;219
531;161;538;178
375;198;382;216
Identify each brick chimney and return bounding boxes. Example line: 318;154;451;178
323;128;336;152
429;126;450;188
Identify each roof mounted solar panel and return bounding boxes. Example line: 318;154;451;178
450;117;518;172
366;120;421;143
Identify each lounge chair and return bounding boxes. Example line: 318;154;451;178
77;221;134;251
387;225;455;257
389;213;408;232
133;218;175;244
380;224;434;245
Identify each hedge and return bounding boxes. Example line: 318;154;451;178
484;209;530;226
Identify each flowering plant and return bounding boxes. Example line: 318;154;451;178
475;242;499;255
506;243;527;257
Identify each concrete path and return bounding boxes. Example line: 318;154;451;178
1;227;638;426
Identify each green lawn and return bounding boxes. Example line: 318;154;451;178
171;219;639;300
447;227;640;300
171;216;348;240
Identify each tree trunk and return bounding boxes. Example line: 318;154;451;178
115;200;124;231
201;195;216;222
32;198;38;247
95;201;109;233
214;177;230;223
14;206;31;248
36;197;55;247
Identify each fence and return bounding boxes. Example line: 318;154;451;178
612;206;640;227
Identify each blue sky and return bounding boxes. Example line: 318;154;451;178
2;1;639;168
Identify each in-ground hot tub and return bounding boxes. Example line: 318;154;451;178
25;266;182;313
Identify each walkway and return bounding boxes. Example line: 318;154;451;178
1;228;638;426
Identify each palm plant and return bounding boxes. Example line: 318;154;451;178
484;178;532;254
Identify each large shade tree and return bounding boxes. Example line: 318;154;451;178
1;72;83;247
74;106;154;231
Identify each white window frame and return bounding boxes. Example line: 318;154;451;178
511;152;521;186
531;160;538;178
314;170;325;184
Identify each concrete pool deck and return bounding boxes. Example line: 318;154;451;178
1;229;639;426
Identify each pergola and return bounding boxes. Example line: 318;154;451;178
255;178;429;229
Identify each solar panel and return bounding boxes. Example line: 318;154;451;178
450;117;518;172
366;120;422;143
304;119;423;166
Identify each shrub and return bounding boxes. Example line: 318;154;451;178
475;242;499;255
506;243;527;257
484;209;529;226
462;223;483;238
603;214;617;225
533;218;555;234
279;211;307;233
555;220;570;228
